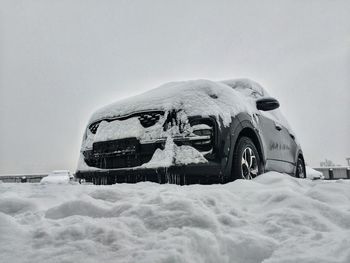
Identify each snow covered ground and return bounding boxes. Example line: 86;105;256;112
0;173;349;263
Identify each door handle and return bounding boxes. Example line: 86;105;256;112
274;122;282;131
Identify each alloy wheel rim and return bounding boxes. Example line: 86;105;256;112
241;147;258;180
297;161;305;178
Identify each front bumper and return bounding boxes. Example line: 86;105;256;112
76;162;223;185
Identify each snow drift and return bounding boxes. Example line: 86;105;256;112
1;172;349;263
40;170;72;184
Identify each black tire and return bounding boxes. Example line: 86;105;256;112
231;136;263;181
295;156;306;178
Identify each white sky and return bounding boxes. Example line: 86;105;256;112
1;0;349;174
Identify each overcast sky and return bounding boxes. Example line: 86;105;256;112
1;0;349;174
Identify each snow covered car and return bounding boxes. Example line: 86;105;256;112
40;170;73;184
76;79;305;184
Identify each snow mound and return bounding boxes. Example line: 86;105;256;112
1;172;350;263
0;197;36;215
306;166;324;180
40;170;72;184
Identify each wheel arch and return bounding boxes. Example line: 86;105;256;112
236;127;265;166
295;150;306;176
225;115;266;180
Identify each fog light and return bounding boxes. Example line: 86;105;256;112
191;124;213;152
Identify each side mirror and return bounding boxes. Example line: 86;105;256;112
256;97;280;111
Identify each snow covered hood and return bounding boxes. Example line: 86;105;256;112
88;79;268;127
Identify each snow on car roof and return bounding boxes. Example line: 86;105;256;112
89;79;266;127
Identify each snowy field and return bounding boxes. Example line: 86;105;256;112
1;173;350;263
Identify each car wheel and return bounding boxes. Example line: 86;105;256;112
232;136;262;180
295;157;306;178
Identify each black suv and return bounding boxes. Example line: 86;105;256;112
76;79;305;184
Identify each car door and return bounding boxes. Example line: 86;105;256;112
256;112;287;172
277;122;299;173
257;110;297;174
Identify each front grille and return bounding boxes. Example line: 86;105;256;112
93;138;138;156
85;138;161;169
88;111;164;134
